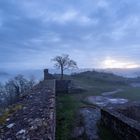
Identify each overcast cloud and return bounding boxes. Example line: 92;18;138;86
0;0;140;70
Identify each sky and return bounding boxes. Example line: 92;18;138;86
0;0;140;70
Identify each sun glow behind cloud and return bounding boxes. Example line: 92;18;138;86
102;57;140;69
1;1;140;70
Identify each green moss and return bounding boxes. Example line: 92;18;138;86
0;104;22;125
0;111;10;125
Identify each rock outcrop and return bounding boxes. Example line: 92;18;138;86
0;80;56;140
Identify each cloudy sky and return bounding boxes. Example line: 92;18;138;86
0;0;140;70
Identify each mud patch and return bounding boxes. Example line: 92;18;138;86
87;96;128;108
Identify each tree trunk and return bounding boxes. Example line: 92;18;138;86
60;66;63;80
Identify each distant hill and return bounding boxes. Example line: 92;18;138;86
71;68;140;78
101;68;140;78
71;70;140;88
71;70;128;85
0;71;11;83
0;72;10;76
1;68;140;84
0;69;43;83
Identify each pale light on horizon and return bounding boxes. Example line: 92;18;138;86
102;57;140;69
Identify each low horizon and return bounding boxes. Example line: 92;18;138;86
1;66;140;72
1;1;140;139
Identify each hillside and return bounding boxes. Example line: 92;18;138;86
1;69;140;140
56;70;140;140
103;68;140;78
71;70;128;85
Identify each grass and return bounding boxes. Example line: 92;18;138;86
112;87;140;101
55;83;121;140
56;72;140;139
56;91;122;140
56;94;81;140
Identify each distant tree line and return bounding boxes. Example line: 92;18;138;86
0;75;36;113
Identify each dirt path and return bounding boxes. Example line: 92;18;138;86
101;89;123;96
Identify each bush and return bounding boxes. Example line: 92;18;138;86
0;75;36;111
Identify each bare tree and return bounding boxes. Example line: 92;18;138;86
5;75;36;104
52;54;77;80
28;75;36;90
0;83;7;109
0;75;36;114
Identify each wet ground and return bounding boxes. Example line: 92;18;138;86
130;83;140;87
86;88;128;108
79;107;100;140
79;89;129;140
86;96;128;108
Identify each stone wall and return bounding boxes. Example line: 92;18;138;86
117;104;140;122
55;80;71;94
46;93;56;140
43;69;71;94
0;68;72;140
44;69;54;80
0;80;56;140
44;80;56;140
101;108;140;140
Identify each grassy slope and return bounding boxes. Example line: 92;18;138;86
112;87;140;101
70;71;140;100
56;94;82;140
69;72;129;98
56;71;140;140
